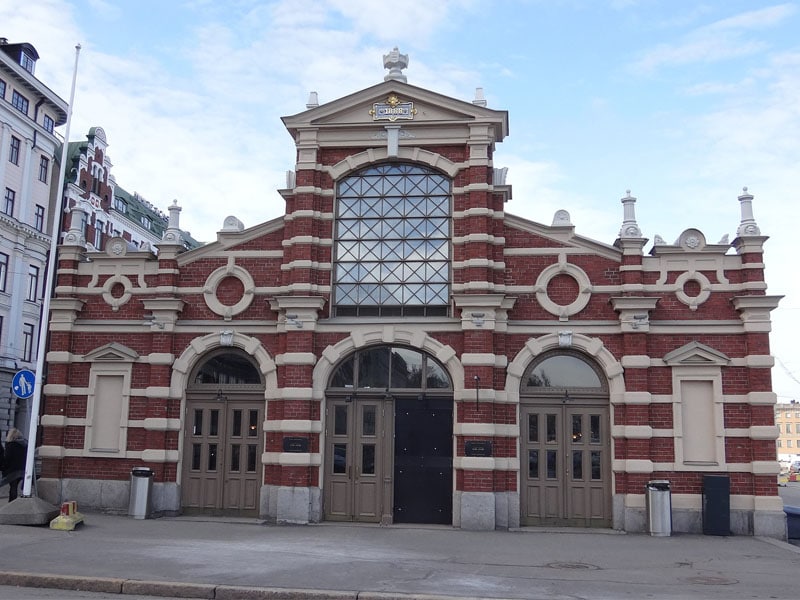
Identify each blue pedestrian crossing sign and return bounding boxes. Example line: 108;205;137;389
12;369;35;399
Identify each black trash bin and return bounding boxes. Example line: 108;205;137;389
703;474;730;536
645;480;672;536
128;467;154;519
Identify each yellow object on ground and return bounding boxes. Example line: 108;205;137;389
50;501;85;531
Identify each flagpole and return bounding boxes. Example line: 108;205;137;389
21;43;81;498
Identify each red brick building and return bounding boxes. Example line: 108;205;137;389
39;50;784;537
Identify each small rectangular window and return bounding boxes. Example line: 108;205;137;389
38;156;49;183
140;215;151;230
9;136;20;165
22;323;35;362
34;205;45;232
94;220;104;250
789;440;794;448
11;91;29;115
20;52;35;74
0;253;7;292
27;265;40;301
43;115;54;133
3;188;14;216
0;79;5;99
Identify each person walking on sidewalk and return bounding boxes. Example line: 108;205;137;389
2;428;26;502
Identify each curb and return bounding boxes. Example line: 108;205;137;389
0;571;506;600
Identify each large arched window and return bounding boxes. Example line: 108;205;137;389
333;163;451;317
191;351;262;385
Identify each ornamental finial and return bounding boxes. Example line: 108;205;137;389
383;47;408;83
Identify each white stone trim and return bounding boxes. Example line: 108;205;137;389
454;423;518;436
263;420;322;433
533;254;592;319
202;258;256;320
325;147;460;179
275;352;319;366
263;452;322;466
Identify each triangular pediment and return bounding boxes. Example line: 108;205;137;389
282;80;508;141
664;342;730;366
84;342;139;362
504;213;622;262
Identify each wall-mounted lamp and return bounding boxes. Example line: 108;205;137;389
474;375;481;410
216;389;226;402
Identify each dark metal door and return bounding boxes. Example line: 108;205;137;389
393;396;453;524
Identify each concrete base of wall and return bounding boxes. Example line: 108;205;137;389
754;510;787;540
261;484;320;524
37;478;179;517
459;492;495;530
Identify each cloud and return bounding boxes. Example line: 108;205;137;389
630;4;797;74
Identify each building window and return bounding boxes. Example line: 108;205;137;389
333;163;451;317
20;52;36;74
9;136;20;165
38;156;49;183
3;188;14;216
0;253;7;291
114;197;127;214
778;440;782;448
0;79;5;99
788;424;793;434
11;91;29;115
94;220;104;250
22;323;35;362
140;215;151;230
43;114;54;133
789;440;794;448
34;204;45;232
27;265;40;301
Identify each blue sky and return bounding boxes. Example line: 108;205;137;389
4;0;800;401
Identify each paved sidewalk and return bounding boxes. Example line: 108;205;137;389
0;509;798;600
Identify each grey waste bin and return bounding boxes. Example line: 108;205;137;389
646;480;672;536
128;467;154;519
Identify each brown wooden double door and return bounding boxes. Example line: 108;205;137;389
181;399;264;516
521;403;611;527
323;396;453;524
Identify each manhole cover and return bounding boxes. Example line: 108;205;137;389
684;575;738;585
545;562;600;570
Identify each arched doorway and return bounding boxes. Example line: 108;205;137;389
520;350;612;527
181;349;265;516
324;345;453;524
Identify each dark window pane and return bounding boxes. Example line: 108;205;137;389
192;444;201;470
528;449;539;479
248;410;258;437
528;414;538;443
208;444;217;471
572;450;583;479
247;445;257;472
590;415;601;444
525;355;603;389
362;405;376;436
591;451;602;480
546;414;557;443
390;347;423;388
210;410;219;437
193;352;261;384
193;410;203;436
358;347;390;388
333;444;347;474
546;450;557;479
572;415;582;443
232;410;242;437
425;359;450;389
362;444;375;475
330;356;354;388
334;405;348;436
230;445;241;472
